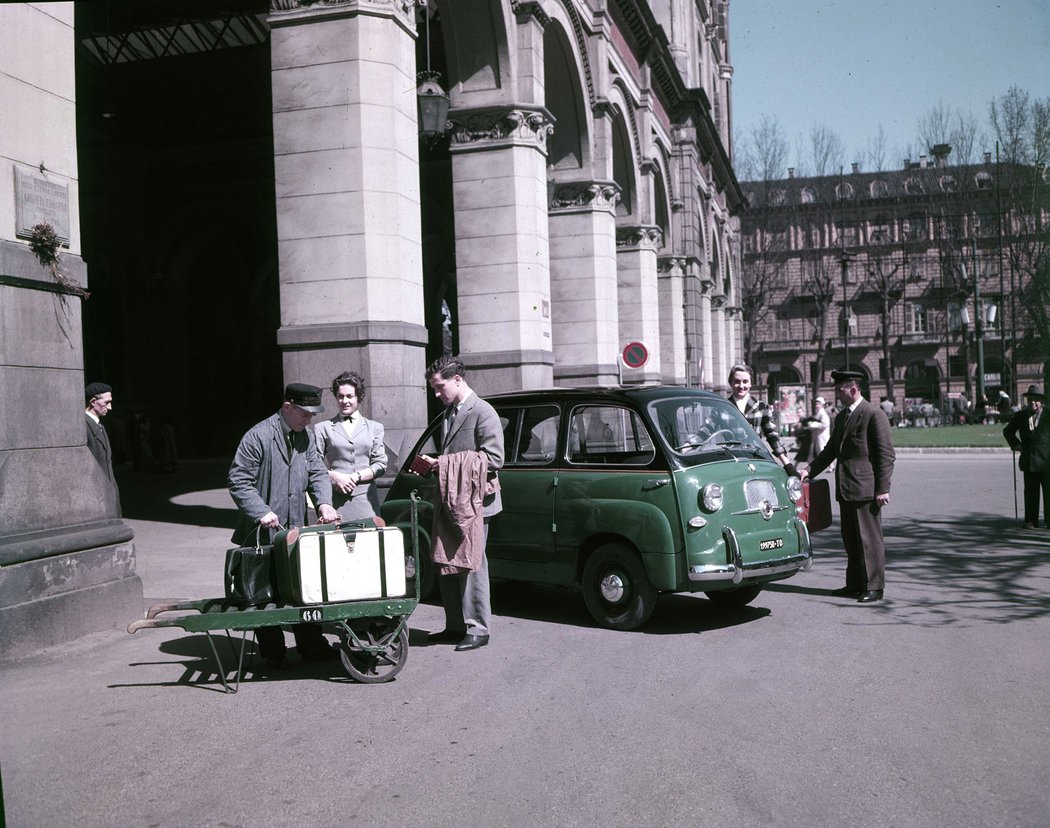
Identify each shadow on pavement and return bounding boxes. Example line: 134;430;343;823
116;459;237;530
491;581;771;634
770;511;1050;626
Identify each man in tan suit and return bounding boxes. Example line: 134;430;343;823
803;370;896;603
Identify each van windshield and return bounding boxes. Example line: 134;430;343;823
647;396;773;466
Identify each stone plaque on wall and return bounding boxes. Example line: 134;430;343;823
14;167;70;245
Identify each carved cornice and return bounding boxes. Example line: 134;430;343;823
592;99;615;120
616;225;663;251
549;180;621;212
657;256;686;275
269;0;415;30
711;293;728;310
448;107;554;154
725;304;743;319
511;0;550;28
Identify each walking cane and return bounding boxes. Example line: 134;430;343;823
1011;449;1019;526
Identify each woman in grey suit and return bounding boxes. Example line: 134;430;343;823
314;371;388;520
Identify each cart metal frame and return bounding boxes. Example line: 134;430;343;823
129;492;422;692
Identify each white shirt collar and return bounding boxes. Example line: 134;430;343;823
86;410;100;425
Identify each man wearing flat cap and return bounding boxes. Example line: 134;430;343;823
228;382;340;668
802;369;895;603
1004;385;1048;528
85;381;121;513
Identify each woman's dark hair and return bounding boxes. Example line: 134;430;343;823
331;371;366;401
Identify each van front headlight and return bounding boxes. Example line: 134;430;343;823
786;475;803;503
701;482;724;512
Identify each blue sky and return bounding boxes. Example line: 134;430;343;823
730;0;1050;170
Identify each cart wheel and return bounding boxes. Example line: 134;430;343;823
339;622;409;684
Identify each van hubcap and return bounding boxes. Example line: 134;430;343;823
600;572;626;603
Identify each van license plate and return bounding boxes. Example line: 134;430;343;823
758;538;784;551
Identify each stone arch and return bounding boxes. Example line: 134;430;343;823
542;18;589;170
606;84;640;218
904;359;941;401
610;110;636;217
647;148;674;249
437;0;512;104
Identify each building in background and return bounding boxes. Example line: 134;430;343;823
740;147;1049;420
1;0;744;653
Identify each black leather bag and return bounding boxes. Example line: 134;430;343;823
224;526;276;606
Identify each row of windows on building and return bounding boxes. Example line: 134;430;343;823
743;212;1001;252
766;297;1003;342
753;171;998;208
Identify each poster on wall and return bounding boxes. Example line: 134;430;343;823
778;385;808;436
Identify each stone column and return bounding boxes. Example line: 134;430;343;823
0;3;140;657
658;256;687;385
699;276;715;388
269;0;427;462
548;181;621;386
711;293;728;391
447;106;555;393
616;226;663;384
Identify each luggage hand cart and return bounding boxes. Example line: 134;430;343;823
129;492;423;692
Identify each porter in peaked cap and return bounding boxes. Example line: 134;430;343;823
830;369;865;384
284;382;325;413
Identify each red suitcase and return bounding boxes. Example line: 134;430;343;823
800;478;833;532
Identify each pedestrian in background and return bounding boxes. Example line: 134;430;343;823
315;371;387;521
85;381;121;514
1004;385;1048;529
803;370;896;603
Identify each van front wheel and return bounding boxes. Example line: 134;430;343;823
582;544;657;631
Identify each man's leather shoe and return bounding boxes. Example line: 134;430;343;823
830;586;863;597
454;634;490;652
857;590;884;603
428;629;466;644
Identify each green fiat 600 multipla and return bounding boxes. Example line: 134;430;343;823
381;386;816;631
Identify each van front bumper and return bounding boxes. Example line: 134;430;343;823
687;520;813;584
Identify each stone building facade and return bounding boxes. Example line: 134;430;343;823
1;0;744;652
740;150;1048;417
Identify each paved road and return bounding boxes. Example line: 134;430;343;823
2;455;1048;827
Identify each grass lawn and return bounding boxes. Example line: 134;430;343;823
889;423;1007;448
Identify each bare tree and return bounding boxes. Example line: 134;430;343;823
866;124;889;172
916;103;983;163
808;122;845;177
800;239;839;406
863;234;907;401
990;87;1050;374
739;116;791;369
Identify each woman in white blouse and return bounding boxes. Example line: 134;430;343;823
314;371;388;521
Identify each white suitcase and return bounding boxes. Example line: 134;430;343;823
275;525;407;605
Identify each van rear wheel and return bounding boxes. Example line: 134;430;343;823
582;543;657;631
704;586;762;608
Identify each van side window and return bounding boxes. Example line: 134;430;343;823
568;405;655;465
498;405;560;466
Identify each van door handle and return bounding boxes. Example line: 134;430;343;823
646;479;670;487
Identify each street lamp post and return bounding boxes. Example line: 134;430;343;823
972;240;986;410
840;250;854;370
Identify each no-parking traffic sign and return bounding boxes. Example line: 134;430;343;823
622;341;648;369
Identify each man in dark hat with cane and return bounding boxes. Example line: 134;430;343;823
1004;385;1047;529
802;370;895;603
